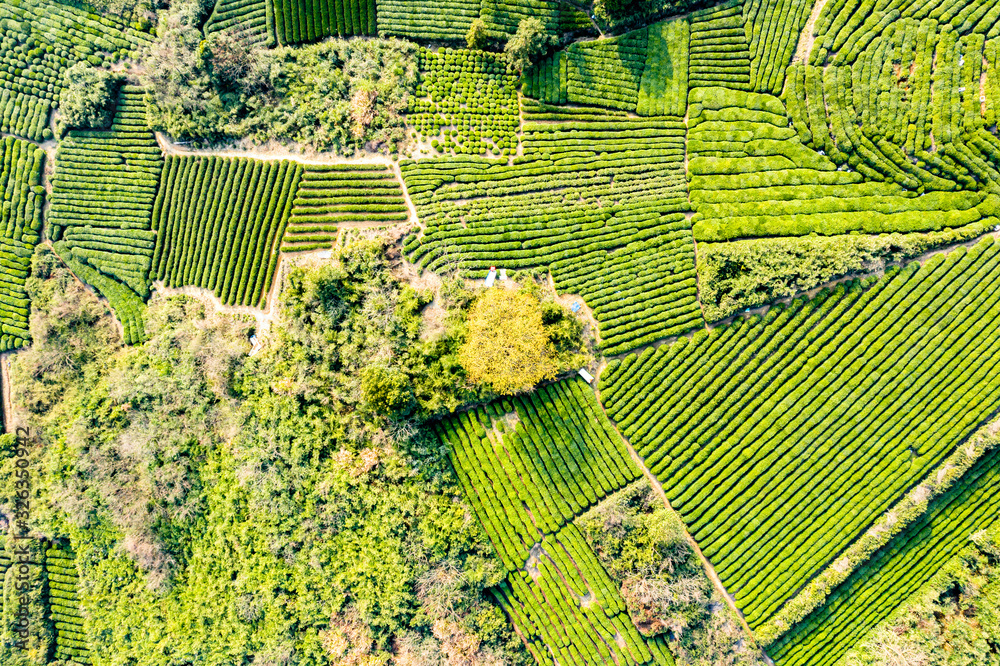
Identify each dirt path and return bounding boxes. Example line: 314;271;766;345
792;0;831;65
0;130;45;146
154;132;396;167
391;160;420;228
157;130;418;229
152;282;276;332
591;391;771;662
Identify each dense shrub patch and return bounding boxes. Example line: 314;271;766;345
50;86;163;345
601;239;1000;630
697;223;989;320
283;163;407;252
409;48;520;158
151;155;302;307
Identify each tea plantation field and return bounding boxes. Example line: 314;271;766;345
2;0;1000;664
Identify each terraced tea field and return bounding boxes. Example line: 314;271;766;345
5;0;1000;664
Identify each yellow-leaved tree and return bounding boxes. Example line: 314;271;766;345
459;288;557;394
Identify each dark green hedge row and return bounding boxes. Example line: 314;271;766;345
283;163;405;251
0;88;49;142
811;0;1000;67
274;0;375;45
435;379;639;570
152;154;302;308
601;239;1000;631
493;525;668;666
522;52;567;105
0;136;43;349
636;18;688;116
743;0;811;94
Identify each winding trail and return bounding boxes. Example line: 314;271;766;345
154;132;394;166
150;246;342;338
792;0;831;65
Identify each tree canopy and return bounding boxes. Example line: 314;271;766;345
459;288;558;395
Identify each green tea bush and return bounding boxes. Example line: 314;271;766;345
45;546;90;665
494;525;675;666
688;0;752;90
743;0;812;94
404;105;700;356
601;239;1000;631
50;86;163;345
284;163;408;252
409;47;519;158
0;0;151;141
770;446;1000;666
795;1;1000;207
564;27;647;110
687;86;997;242
0;137;44;351
376;0;480;40
273;0;376;44
151;154;302;308
436;378;639;570
204;0;274;46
